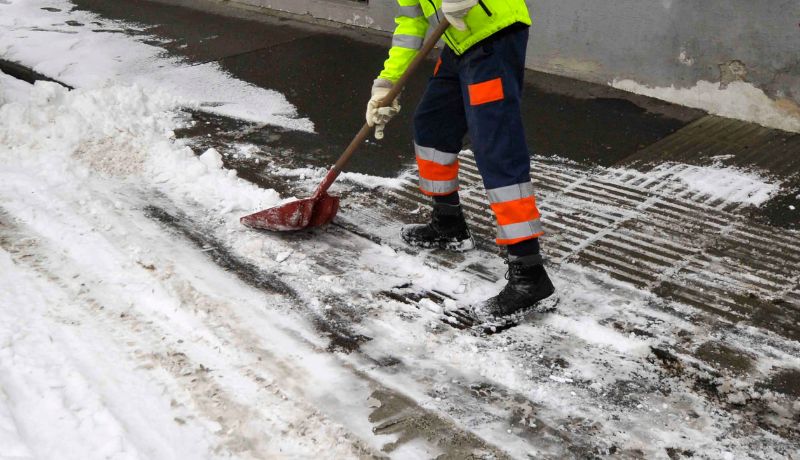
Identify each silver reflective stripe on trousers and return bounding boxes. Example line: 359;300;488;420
415;143;458;165
392;34;424;50
487;182;535;203
419;178;459;194
397;4;423;18
497;220;545;241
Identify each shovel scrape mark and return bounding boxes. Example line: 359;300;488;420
144;205;299;299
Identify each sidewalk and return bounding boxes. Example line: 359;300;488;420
71;0;800;230
64;0;800;335
78;0;800;402
71;0;703;164
2;0;799;457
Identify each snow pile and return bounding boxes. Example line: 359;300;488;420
0;73;375;459
611;162;781;207
0;71;32;106
612;79;800;133
0;0;313;131
0;78;281;216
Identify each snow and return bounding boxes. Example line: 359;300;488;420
1;3;799;455
0;71;383;459
612;79;800;133
610;162;782;207
0;78;282;216
0;0;313;131
1;67;798;458
272;165;406;190
0;250;216;460
545;315;651;356
0;70;32;106
672;165;781;206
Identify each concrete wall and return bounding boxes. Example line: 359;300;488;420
233;0;800;105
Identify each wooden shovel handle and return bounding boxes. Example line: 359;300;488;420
377;19;451;111
314;19;451;197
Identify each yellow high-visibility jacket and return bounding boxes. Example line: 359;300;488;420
379;0;532;82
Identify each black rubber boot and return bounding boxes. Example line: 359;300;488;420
475;253;556;320
401;203;475;252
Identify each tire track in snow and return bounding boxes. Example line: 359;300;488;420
0;207;382;459
1;198;518;458
0;213;185;460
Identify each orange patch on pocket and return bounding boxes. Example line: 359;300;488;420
468;78;504;106
434;57;442;76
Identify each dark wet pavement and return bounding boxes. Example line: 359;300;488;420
65;0;800;305
64;0;800;232
73;0;705;177
71;0;800;229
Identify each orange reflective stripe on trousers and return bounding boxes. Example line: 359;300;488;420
415;143;460;196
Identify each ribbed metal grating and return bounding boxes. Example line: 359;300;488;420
623;115;800;177
338;150;800;341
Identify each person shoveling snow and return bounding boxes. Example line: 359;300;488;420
243;0;555;332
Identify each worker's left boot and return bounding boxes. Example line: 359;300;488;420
471;253;555;322
401;203;475;251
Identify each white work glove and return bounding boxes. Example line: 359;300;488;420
442;0;478;31
366;78;400;140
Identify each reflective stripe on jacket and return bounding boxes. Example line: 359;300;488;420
379;0;532;82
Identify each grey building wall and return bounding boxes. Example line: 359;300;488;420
233;0;800;106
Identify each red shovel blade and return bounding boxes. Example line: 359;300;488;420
307;193;340;228
240;193;340;231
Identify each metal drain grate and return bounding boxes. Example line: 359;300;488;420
340;151;799;341
623;115;800;177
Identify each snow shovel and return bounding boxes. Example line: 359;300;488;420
241;19;451;232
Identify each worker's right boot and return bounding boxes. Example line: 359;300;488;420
401;203;475;251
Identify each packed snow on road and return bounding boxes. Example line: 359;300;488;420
1;0;799;459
